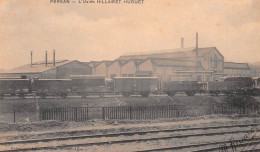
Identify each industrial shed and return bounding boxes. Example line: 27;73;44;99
0;60;92;79
224;62;251;77
118;47;225;81
92;61;113;77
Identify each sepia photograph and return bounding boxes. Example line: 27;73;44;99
0;0;259;151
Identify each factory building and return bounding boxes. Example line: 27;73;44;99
224;62;251;77
2;34;251;81
91;61;113;77
106;60;128;79
120;59;144;77
116;47;225;81
0;60;92;79
90;45;251;82
95;33;251;82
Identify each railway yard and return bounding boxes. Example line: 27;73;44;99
0;115;259;151
0;95;259;151
0;77;260;151
1;0;260;151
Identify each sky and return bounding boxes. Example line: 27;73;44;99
0;0;260;69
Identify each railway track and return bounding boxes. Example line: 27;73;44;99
0;123;258;152
137;138;260;152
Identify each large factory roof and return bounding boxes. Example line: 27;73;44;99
118;47;222;60
224;62;250;70
1;60;81;74
147;58;195;67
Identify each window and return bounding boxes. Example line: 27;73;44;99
211;54;218;68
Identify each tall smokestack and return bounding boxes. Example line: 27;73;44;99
195;32;199;74
31;51;33;67
181;37;184;48
53;50;55;66
196;32;198;48
45;51;48;67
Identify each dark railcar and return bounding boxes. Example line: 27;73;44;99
105;78;114;92
114;77;158;97
33;79;71;98
70;75;107;97
223;77;254;88
207;81;242;96
163;81;202;96
0;79;31;98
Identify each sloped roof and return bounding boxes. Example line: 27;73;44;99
90;60;114;68
120;59;145;66
81;62;90;66
119;48;195;60
148;58;195;67
104;61;113;66
87;61;103;67
133;59;145;65
118;47;218;60
224;62;250;70
1;60;83;74
107;59;129;67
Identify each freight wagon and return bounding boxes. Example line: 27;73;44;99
33;79;71;98
223;77;254;88
0;79;31;98
0;75;258;99
114;77;158;97
162;81;202;96
70;75;108;98
207;81;242;96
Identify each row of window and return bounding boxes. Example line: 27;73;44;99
110;74;135;79
224;69;250;74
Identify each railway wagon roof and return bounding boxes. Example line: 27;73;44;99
0;79;30;81
35;79;71;81
70;75;105;79
114;77;158;79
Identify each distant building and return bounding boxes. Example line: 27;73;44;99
120;59;144;77
106;60;128;79
117;47;225;81
82;46;252;82
92;61;113;77
0;60;92;79
224;62;251;77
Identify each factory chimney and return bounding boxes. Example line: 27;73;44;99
45;51;48;67
31;51;33;67
196;32;198;48
195;32;198;72
181;37;184;48
53;50;55;66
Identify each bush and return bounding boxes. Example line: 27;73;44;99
224;94;259;109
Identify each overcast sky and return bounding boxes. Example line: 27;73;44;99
0;0;260;69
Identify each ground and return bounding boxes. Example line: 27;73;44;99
0;95;259;151
0;115;259;140
0;94;227;122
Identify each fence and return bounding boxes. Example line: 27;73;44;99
37;104;260;121
102;105;186;119
185;103;260;117
39;107;88;121
214;103;260;115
